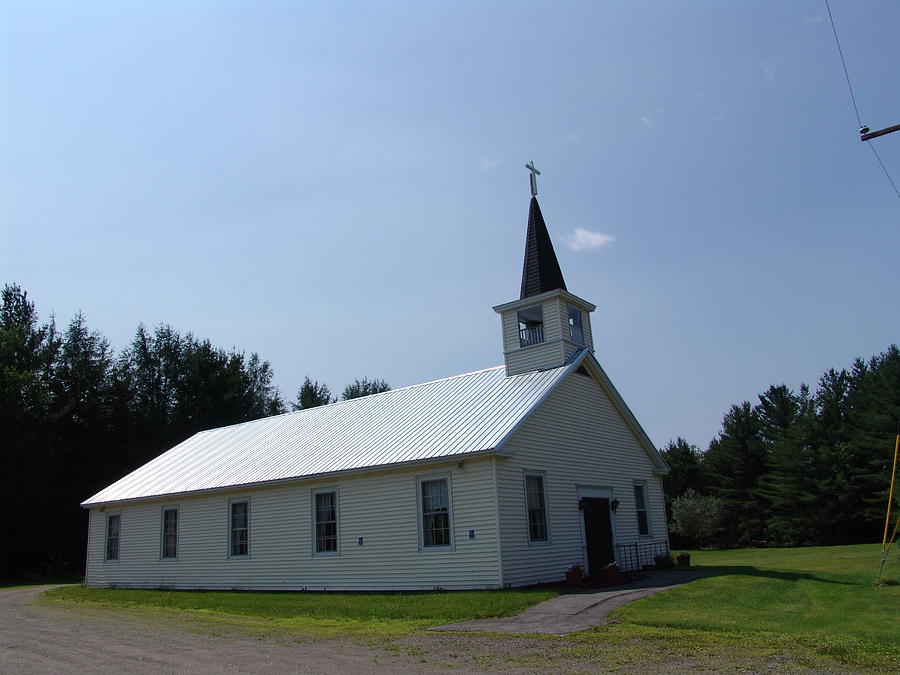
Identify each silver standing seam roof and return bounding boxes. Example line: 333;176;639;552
82;359;582;507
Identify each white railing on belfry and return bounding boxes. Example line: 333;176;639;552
519;325;544;348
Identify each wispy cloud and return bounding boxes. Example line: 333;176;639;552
761;57;786;82
564;227;616;252
478;157;499;171
638;111;659;133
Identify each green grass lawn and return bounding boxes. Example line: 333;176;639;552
590;543;900;669
42;586;557;637
40;544;900;669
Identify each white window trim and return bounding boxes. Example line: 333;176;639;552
227;497;251;559
159;505;179;561
523;471;551;546
311;487;340;557
568;305;585;345
416;473;454;552
104;511;122;563
633;482;651;538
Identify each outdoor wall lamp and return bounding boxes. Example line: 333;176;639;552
610;498;620;512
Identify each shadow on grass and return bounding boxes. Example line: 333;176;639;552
689;565;855;585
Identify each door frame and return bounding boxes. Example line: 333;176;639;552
577;485;618;575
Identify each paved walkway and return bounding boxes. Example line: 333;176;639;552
430;569;708;635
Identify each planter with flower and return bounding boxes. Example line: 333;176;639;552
564;563;584;586
602;562;620;583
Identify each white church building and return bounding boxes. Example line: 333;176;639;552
82;179;670;590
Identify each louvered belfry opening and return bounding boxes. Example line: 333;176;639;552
520;197;567;299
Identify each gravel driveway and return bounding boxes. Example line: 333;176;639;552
0;586;449;674
0;579;831;673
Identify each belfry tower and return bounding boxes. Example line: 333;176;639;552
493;163;596;376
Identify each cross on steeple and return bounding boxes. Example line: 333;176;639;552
525;161;541;197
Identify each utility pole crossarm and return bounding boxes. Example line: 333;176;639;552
860;123;900;142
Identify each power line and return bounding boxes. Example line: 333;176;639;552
825;0;900;203
825;0;862;128
867;143;900;200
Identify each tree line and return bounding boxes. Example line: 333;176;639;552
3;281;897;576
0;284;388;579
662;344;899;549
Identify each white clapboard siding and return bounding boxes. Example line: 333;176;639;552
498;371;667;587
581;307;594;348
504;341;568;376
501;311;520;354
86;456;501;590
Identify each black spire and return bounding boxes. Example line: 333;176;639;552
520;196;567;299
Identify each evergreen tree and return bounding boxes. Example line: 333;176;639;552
245;353;286;417
756;385;820;545
48;312;115;572
660;438;706;499
0;284;60;577
838;348;900;543
342;377;391;400
809;367;854;545
0;285;287;578
293;377;332;410
703;401;768;545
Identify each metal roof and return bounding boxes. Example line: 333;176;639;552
82;361;576;506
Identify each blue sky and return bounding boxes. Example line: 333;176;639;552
2;1;898;451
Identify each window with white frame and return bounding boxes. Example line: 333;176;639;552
420;477;451;547
634;484;650;536
230;500;249;557
568;305;584;344
161;507;178;560
105;513;121;561
525;474;548;542
314;490;338;554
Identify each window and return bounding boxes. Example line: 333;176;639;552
517;305;544;347
420;478;451;547
525;474;548;542
161;507;178;560
105;513;121;561
634;484;650;536
568;305;584;344
230;500;249;557
314;491;338;554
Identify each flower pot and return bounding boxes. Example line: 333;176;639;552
564;570;583;586
602;566;620;583
676;553;691;567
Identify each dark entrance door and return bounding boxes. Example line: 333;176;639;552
582;497;614;575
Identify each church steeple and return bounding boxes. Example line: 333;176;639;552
520;196;567;299
493;164;596;376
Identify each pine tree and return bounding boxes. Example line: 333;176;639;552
659;438;706;512
0;284;60;577
293;377;333;410
756;385;820;545
703;401;768;545
342;377;391;400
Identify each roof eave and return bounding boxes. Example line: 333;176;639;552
579;351;669;473
492;288;597;314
